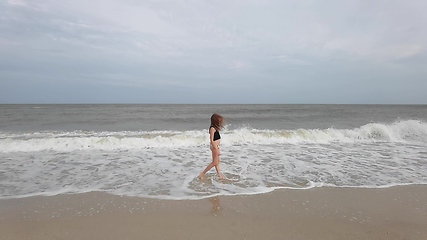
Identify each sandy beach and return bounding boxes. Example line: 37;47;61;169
1;185;426;240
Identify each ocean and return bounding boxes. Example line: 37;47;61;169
1;104;426;200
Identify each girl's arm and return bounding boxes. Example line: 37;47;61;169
209;127;216;146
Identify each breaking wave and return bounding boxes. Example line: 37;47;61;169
0;120;426;153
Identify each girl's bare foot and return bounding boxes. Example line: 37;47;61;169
218;173;225;180
199;173;206;180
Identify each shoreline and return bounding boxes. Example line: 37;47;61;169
1;185;426;240
1;182;426;201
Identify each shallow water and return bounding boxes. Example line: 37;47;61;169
1;104;426;200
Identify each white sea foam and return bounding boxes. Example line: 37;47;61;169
0;120;426;200
0;120;425;153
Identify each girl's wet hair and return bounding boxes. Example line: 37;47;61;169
211;113;224;130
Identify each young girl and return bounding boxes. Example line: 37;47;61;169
199;113;225;180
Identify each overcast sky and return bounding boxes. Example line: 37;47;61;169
1;0;426;104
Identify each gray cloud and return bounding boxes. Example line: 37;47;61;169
1;0;426;103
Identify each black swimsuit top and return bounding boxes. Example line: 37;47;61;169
210;126;221;141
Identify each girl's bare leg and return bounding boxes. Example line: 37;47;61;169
213;154;225;179
199;148;224;180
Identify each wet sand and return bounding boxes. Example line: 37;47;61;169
1;185;426;240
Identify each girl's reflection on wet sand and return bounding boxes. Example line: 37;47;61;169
208;197;221;216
